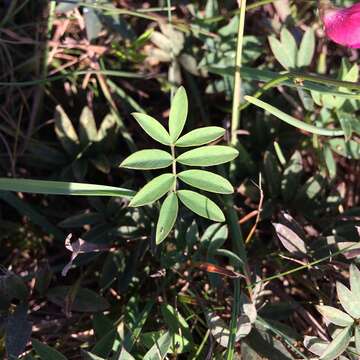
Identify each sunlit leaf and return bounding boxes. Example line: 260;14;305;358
129;174;175;207
304;336;328;356
156;192;178;244
320;326;352;360
316;305;354;327
132;113;171;145
169;86;188;142
245;96;344;137
143;331;172;360
336;282;360;318
280;28;297;68
79;106;97;144
177;190;225;222
356;326;360;354
329;138;360;160
297;28;315;68
120;149;173;170
175;126;225;147
350;264;360;299
177;145;238;167
0;178;134;198
178;170;233;194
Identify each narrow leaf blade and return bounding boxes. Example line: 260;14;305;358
0;178;134;198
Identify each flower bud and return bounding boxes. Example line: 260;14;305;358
319;0;360;48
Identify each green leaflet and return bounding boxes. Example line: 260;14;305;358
336;281;360;319
178;170;233;194
177;190;225;222
177;145;239;167
350;264;360;299
132;113;171;145
120;149;173;170
175;126;225;147
316;305;354;327
169;86;188;142
156;192;178;244
129;174;175;207
320;326;352;360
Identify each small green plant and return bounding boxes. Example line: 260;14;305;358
304;263;360;360
120;86;238;244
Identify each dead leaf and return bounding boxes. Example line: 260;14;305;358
62;234;110;276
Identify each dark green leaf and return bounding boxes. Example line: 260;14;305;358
47;287;109;312
32;339;67;360
6;305;32;359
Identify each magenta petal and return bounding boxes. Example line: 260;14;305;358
322;2;360;48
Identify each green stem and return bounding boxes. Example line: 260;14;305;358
230;0;247;147
226;2;248;359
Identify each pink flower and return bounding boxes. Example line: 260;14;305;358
319;0;360;48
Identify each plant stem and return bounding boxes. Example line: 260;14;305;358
230;0;247;147
226;2;248;359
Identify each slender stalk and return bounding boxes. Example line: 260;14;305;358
230;0;247;147
226;2;248;359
